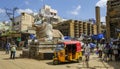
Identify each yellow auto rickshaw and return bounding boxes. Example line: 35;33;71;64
53;40;82;65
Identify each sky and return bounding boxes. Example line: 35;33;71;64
0;0;107;22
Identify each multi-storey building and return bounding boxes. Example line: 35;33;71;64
106;0;120;40
57;20;73;38
37;5;62;24
40;5;57;17
83;22;88;35
74;20;79;38
56;20;97;38
92;24;97;35
14;12;34;32
79;21;83;35
87;23;92;36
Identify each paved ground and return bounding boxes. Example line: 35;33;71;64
0;51;120;69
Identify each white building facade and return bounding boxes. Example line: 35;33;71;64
38;5;62;24
14;12;34;32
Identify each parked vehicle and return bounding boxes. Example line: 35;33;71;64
53;40;82;65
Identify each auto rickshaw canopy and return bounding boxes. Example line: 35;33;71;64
58;41;81;52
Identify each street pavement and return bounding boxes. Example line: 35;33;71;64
0;51;120;69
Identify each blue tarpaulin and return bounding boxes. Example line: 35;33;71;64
91;35;98;40
98;34;104;39
91;34;104;40
64;36;71;40
30;34;35;39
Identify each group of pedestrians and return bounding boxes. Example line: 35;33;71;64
83;41;120;62
5;41;17;59
97;41;120;61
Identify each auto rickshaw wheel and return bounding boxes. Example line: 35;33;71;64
53;60;59;65
77;57;82;63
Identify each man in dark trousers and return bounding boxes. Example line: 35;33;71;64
10;42;17;59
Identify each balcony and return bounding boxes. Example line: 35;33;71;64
110;18;120;22
110;1;120;7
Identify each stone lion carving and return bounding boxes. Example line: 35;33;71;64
33;19;53;41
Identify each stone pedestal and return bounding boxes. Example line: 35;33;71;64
20;48;29;58
37;50;54;60
21;40;55;60
29;45;39;58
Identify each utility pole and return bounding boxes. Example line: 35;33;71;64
5;7;18;31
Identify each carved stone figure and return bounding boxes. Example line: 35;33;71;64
33;18;53;41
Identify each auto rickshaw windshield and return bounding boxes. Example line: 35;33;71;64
55;43;64;52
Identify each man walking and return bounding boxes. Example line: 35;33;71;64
84;43;91;61
10;43;16;59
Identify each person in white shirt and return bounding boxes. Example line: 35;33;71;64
10;42;17;59
84;43;90;61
